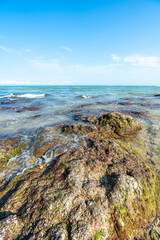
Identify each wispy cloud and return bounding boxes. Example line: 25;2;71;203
26;58;62;70
111;53;160;67
0;79;31;85
68;63;122;74
123;54;160;67
0;45;12;53
26;57;121;74
18;48;31;56
60;45;72;52
111;54;121;61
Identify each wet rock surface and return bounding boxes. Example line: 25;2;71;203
0;112;159;240
64;112;141;138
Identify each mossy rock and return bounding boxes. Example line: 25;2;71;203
99;112;141;136
0;112;159;240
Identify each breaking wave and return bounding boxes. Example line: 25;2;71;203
0;93;46;99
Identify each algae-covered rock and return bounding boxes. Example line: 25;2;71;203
0;112;159;240
0;215;24;239
62;112;141;138
150;229;160;240
99;112;141;136
111;174;142;205
0;138;22;185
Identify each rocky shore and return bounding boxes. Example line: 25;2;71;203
0;112;159;240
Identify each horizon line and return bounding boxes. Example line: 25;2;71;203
0;84;159;87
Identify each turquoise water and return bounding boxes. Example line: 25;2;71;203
0;85;160;138
0;85;160;182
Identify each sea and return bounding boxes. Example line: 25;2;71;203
0;85;160;181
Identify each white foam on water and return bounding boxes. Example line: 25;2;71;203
40;144;68;163
0;94;15;98
80;95;98;99
0;93;45;99
16;94;45;98
5;138;82;182
5;149;36;181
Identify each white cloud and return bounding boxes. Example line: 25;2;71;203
111;53;160;67
18;48;31;56
123;54;160;67
60;45;72;52
68;64;122;74
0;45;12;53
26;58;62;71
26;57;121;74
0;79;31;85
2;56;160;85
111;54;121;61
0;45;31;55
64;80;72;85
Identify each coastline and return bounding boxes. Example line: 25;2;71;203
0;110;160;239
0;86;160;239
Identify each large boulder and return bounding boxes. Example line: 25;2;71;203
0;112;159;240
63;112;141;138
98;112;141;136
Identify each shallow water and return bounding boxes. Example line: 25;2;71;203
0;85;159;135
0;85;160;181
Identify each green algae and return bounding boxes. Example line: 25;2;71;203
47;171;54;179
117;140;143;157
111;164;159;239
0;112;159;240
94;230;104;240
150;229;159;240
1;142;25;165
59;162;68;168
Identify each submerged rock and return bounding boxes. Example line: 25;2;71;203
118;101;134;105
0;112;159;240
16;106;40;113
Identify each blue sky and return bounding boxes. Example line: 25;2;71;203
0;0;160;85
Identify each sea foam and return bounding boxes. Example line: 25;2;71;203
79;95;98;99
0;93;45;99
